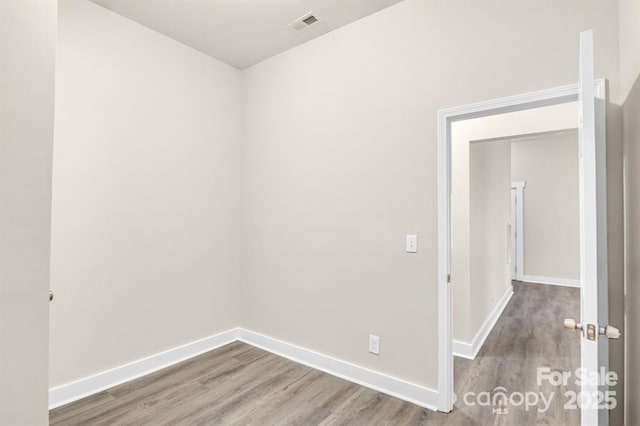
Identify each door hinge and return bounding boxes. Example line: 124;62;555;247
447;274;451;283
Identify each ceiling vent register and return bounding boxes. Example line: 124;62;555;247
287;12;319;32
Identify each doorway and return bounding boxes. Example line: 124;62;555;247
436;31;609;426
448;109;582;423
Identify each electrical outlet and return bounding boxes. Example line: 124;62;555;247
368;334;380;355
406;235;417;253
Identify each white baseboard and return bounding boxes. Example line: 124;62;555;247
452;340;475;360
452;286;513;360
48;328;240;409
237;329;439;411
49;327;439;412
521;275;581;288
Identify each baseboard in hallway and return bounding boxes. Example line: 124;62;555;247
519;274;580;288
452;285;514;360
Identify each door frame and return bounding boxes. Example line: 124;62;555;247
511;181;526;281
436;79;606;413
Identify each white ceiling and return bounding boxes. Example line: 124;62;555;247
89;0;405;69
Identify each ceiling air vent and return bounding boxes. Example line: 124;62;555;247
287;12;319;32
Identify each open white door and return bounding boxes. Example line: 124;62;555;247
573;29;614;426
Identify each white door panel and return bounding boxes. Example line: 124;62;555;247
577;29;609;426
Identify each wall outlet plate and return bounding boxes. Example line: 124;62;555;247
406;235;417;253
368;334;380;355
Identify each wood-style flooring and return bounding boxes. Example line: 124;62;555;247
50;281;580;425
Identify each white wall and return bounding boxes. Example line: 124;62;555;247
511;130;580;281
469;140;512;337
240;0;618;389
49;0;242;388
451;104;578;343
0;1;57;424
620;0;640;423
619;0;640;101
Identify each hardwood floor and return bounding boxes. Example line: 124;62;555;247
450;281;581;425
50;282;580;425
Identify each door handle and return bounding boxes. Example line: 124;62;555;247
564;318;621;340
601;325;621;339
564;318;582;331
49;290;54;302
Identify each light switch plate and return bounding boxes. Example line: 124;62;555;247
368;334;380;355
406;235;418;253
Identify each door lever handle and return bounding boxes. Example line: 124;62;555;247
600;325;621;339
564;318;621;340
564;318;582;331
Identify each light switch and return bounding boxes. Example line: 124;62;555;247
406;235;417;253
368;335;380;355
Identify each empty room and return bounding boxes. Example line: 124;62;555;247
1;0;639;425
